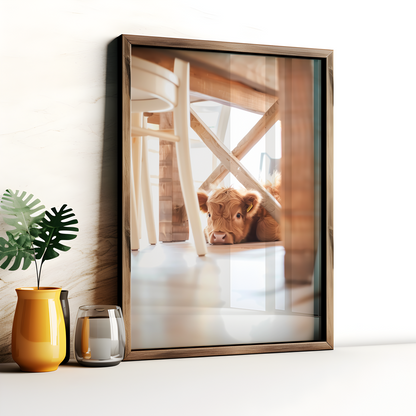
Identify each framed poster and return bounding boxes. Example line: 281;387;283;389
119;34;333;360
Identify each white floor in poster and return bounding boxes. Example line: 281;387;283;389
131;241;319;350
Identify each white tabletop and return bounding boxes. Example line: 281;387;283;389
1;344;415;416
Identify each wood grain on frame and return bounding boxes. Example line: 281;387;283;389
120;35;132;356
326;52;334;348
125;34;333;58
120;34;334;359
125;341;332;361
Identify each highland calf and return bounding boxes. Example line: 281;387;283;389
197;174;282;245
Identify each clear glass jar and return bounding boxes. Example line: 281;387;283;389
74;305;125;367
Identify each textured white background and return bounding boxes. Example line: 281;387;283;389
1;0;416;414
1;0;416;409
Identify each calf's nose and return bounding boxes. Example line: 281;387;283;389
212;232;227;245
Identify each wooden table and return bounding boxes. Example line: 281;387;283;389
132;47;317;283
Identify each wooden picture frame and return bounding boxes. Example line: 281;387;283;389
119;34;333;360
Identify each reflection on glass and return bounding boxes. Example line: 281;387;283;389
230;250;266;311
130;46;322;349
74;305;125;367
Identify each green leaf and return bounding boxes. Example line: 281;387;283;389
0;231;34;271
0;189;45;241
34;204;79;262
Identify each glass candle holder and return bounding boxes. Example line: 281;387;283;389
74;305;125;367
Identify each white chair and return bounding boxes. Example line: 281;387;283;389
130;56;207;257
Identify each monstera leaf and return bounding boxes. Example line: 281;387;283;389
0;231;34;271
0;189;45;241
33;205;79;263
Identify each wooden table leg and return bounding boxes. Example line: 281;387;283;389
279;58;316;284
159;112;189;242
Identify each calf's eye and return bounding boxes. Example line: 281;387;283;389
208;212;211;218
236;213;241;219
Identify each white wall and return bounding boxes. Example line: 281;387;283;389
1;0;416;358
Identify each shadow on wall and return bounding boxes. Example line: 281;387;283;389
92;38;119;305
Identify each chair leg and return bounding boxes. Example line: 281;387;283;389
174;59;207;256
132;113;142;241
130;148;140;251
141;118;157;245
137;173;142;240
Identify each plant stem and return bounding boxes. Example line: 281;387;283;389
37;226;55;289
31;242;40;289
38;260;44;287
34;255;40;289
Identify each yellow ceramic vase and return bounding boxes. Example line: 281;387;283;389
12;287;66;372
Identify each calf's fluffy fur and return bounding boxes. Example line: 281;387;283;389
197;174;282;245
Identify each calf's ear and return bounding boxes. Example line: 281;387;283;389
243;191;262;217
197;189;209;213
